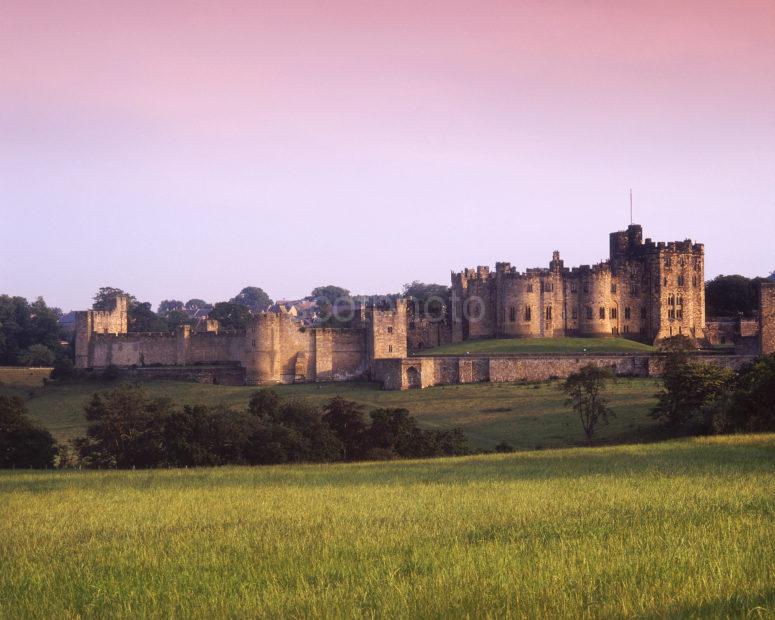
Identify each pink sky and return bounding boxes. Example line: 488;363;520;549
2;0;774;310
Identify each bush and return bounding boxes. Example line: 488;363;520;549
52;356;74;380
495;441;515;453
18;344;56;367
0;396;57;468
707;354;775;433
101;365;121;381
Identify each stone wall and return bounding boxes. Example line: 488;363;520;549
407;317;451;351
79;364;246;386
373;352;756;390
760;282;775;355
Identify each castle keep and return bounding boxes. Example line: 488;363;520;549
451;225;705;344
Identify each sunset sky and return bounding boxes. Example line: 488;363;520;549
2;0;774;311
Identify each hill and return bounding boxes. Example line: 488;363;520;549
418;336;655;355
1;435;772;618
0;377;662;450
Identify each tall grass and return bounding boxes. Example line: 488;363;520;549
1;435;773;618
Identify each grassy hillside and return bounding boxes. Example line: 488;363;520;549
1;377;662;450
420;336;655;355
1;435;772;618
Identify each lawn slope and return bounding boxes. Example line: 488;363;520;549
1;377;662;450
421;336;655;355
1;435;773;618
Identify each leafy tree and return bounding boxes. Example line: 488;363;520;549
230;287;272;312
0;295;63;365
310;286;355;326
128;301;168;332
75;384;174;468
184;299;209;312
165;310;191;330
209;302;253;330
247;389;281;420
157;299;184;315
402;281;451;318
272;400;344;462
366;408;418;455
706;354;775;433
705;275;768;317
0;396;57;468
322;397;367;460
562;364;616;444
650;339;734;430
92;287;135;310
18;344;56;367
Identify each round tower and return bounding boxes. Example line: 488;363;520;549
243;313;280;384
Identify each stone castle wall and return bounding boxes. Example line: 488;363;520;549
450;225;705;345
373;353;755;391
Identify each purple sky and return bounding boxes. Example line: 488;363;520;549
2;0;774;311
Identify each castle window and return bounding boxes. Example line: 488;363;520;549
623;325;630;334
611;283;617;294
599;307;605;320
583;282;589;293
624;307;631;320
586;307;593;320
668;295;675;306
570;282;577;293
610;307;618;319
678;296;683;306
524;306;532;321
252;339;256;347
668;309;675;319
409;321;415;330
677;275;685;286
692;275;698;287
387;326;393;334
663;277;668;287
665;257;672;268
388;345;393;353
545;306;552;320
630;284;639;296
641;306;646;319
509;306;516;322
572;307;578;320
677;309;684;319
527;283;533;293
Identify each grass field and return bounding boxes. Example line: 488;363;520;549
1;434;772;618
420;336;655;355
0;377;663;450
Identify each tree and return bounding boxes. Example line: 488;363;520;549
18;344;56;367
322;397;367;460
402;281;451;318
184;299;209;313
230;287;272;312
165;310;191;330
0;396;57;468
0;295;63;365
705;275;767;317
209;302;253;330
157;299;184;315
562;364;616;444
706;354;775;433
247;389;281;420
92;287;135;310
650;339;734;430
75;384;174;468
310;285;351;306
128;302;168;332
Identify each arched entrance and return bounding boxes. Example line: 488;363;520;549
406;366;421;389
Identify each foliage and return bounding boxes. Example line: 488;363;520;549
209;302;253;330
0;396;57;468
164;310;191;330
705;274;768;317
184;299;209;312
311;285;356;327
230;287;272;312
322;396;367;460
402;281;450;318
0;295;63;365
92;287;169;332
310;285;351;306
707;354;775;433
92;287;135;310
51;356;75;380
18;344;56;367
157;299;184;315
562;364;616;444
650;340;734;430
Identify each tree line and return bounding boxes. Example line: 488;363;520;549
1;386;469;469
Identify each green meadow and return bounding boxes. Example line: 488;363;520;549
1;377;662;450
1;435;772;618
420;336;655;355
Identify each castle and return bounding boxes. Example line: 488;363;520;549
74;225;775;389
450;224;705;344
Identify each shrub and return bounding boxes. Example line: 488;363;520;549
495;441;515;453
0;396;57;468
101;365;121;381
